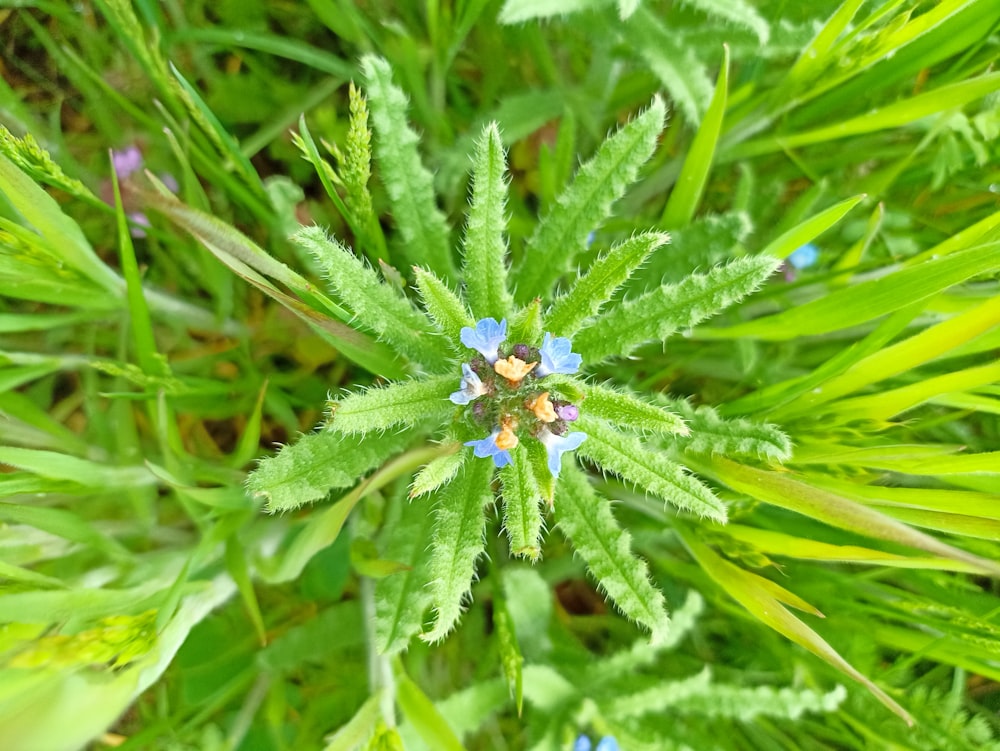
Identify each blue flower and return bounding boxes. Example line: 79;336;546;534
539;429;586;478
788;242;819;270
464;430;514;468
460;317;507;364
595;737;619;751
573;736;592;751
535;332;582;377
449;363;486;405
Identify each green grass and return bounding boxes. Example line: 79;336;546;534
1;1;999;750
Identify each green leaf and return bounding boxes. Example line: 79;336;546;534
295;226;449;370
362;56;456;281
576;415;726;521
493;594;524;715
395;668;468;751
555;463;671;644
705;244;1000;341
410;444;466;499
323;693;382;751
462;123;515;322
577;381;689;437
626;8;712;125
375;489;436;655
544;231;670;337
675;523;913;724
700;456;1000;577
758;194;866;262
0;503;131;562
422;457;494;643
661;43;729;228
498;0;598;24
412;267;474;345
328;376;455;435
512;97;666;302
576;254;781;361
246;428;413;513
681;0;770;43
658;397;792;462
0;446;154;489
500;445;543;561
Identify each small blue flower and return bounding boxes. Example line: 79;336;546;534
595;737;619;751
539;429;587;478
460;318;507;364
788;242;819;270
573;735;593;751
464;430;514;468
449;363;487;405
536;332;582;377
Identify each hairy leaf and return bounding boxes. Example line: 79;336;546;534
413;266;474;345
462;122;515;321
362;56;456;280
577;381;689;437
500;444;544;560
410;444;466;498
658;396;792;461
294;225;449;370
512;97;666;302
555;463;671;643
327;376;455;435
545;231;669;337
576;415;726;521
422;457;494;643
247;428;413;512
575;254;781;361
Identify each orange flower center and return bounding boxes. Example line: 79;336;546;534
494;355;537;384
527;391;557;423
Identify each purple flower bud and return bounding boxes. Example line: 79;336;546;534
556;404;579;422
471;401;488;421
513;343;530;360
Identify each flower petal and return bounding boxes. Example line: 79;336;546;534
536;332;582;377
459;318;507;363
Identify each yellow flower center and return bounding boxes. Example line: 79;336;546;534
494;355;537;384
528;391;557;423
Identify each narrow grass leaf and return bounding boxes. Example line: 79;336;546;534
676;523;913;724
322;694;382;751
545;231;670;337
362;56;456;280
512;97;666;303
462;123;514;321
328;376;455;435
706;244;1000;341
0;503;131;562
576;254;781;361
500;445;543;561
661;44;729;228
759;194;865;262
555;463;671;644
702;456;1000;577
577;381;688;437
396;669;468;751
422;457;494;643
0;447;154;489
576;415;726;521
224;538;267;647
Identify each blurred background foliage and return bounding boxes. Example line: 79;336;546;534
0;0;999;749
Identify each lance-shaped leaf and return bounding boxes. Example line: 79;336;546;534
575;254;781;361
462;122;514;321
545;231;670;337
410;443;466;498
555;463;671;644
512;97;666;303
375;489;437;655
576;415;726;522
422;457;494;643
675;523;912;724
576;380;688;437
328;375;455;435
500;445;544;560
295;226;449;371
413;266;474;345
362;55;456;281
246;428;413;513
657;396;792;462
